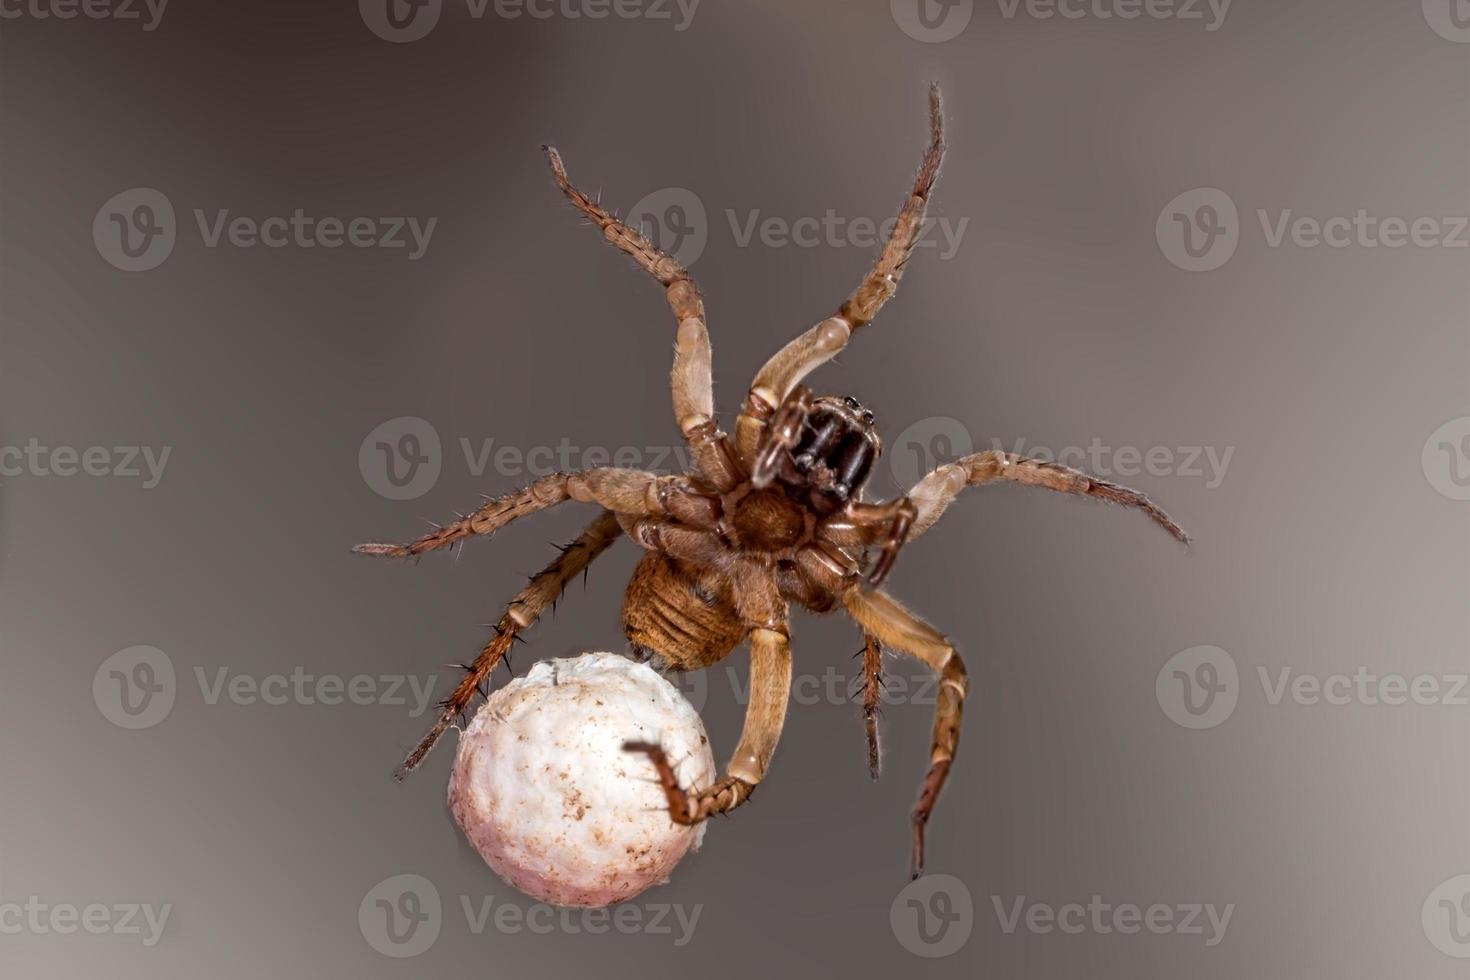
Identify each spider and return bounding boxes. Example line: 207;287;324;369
356;85;1189;878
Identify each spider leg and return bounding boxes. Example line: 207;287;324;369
841;586;967;880
393;509;623;778
782;542;892;779
859;632;884;780
354;468;693;559
839;83;945;330
543;146;743;491
625;562;792;824
905;451;1191;545
626;622;791;824
733;85;945;466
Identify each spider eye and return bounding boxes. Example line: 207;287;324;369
861;410;875;425
843;396;861;410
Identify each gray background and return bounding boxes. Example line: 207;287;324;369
2;0;1467;976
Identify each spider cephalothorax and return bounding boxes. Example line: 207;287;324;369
357;85;1189;878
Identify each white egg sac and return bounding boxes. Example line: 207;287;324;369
449;652;716;908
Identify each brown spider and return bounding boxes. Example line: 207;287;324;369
356;85;1189;878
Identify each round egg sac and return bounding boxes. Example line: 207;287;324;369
448;652;716;908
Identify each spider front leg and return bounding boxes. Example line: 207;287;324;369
354;468;710;559
904;451;1190;544
842;587;968;880
543;146;743;492
839;83;945;330
733;85;944;466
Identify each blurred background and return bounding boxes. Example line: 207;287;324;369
1;1;1466;976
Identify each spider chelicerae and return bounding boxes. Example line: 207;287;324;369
357;85;1189;878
